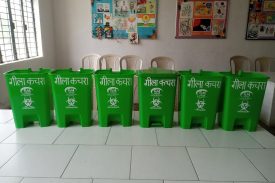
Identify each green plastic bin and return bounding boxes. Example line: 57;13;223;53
95;70;134;127
220;72;269;131
5;69;52;128
179;71;223;130
50;69;93;127
138;68;177;128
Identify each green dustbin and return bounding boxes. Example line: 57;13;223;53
138;68;177;128
95;70;134;127
50;69;93;127
220;72;269;131
179;71;223;130
5;69;52;128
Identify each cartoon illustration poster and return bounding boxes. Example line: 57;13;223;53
246;0;275;40
176;0;228;39
92;0;158;39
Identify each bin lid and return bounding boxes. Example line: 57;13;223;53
138;68;177;77
50;68;93;75
5;68;50;75
95;69;135;76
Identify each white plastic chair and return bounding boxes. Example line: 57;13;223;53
120;55;143;111
255;57;275;72
99;54;121;71
82;54;101;70
230;56;251;74
151;56;175;70
119;55;143;71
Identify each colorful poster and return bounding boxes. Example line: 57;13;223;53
176;0;228;39
92;0;157;39
246;0;275;40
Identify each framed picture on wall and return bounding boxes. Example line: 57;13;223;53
246;0;275;40
175;0;229;39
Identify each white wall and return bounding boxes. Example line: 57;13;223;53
0;0;56;108
53;0;275;70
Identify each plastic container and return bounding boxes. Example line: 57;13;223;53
220;71;269;131
5;69;52;128
138;68;177;128
179;71;223;130
95;69;134;127
50;69;93;127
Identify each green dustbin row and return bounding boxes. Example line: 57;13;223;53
4;68;269;131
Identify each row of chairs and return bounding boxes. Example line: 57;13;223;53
82;54;175;71
230;56;275;73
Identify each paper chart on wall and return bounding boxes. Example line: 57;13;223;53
246;0;275;40
176;0;228;39
91;0;158;39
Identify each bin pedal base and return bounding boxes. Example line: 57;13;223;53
180;116;215;130
14;114;51;128
56;114;92;128
140;115;173;128
221;118;258;132
98;114;132;127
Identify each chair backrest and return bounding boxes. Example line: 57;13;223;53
120;55;143;71
255;57;275;72
230;56;251;74
82;54;101;70
151;56;175;70
99;54;121;71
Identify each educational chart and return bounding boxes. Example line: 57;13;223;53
246;0;275;40
175;0;228;39
91;0;158;40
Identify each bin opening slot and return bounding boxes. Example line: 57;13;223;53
234;118;249;129
66;114;81;125
191;117;204;127
149;116;163;127
23;115;38;126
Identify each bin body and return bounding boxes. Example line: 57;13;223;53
221;72;268;131
50;69;93;127
179;71;223;130
138;69;177;128
5;69;52;128
95;70;134;127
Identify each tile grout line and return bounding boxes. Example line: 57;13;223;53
0;127;18;144
52;128;66;144
129;146;133;179
60;144;80;178
19;177;24;183
245;131;266;149
0;144;26;170
155;128;159;146
185;147;200;181
105;127;112;145
199;128;212;148
239;148;269;182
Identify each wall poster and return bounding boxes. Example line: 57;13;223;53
91;0;158;40
175;0;228;39
246;0;275;40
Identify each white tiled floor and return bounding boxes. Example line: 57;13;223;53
0;110;275;182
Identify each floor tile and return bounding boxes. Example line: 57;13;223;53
0;110;13;124
62;146;131;179
0;177;23;183
187;147;266;182
0;144;23;167
0;145;77;177
156;127;209;147
131;146;197;180
54;126;110;145
107;125;157;146
201;129;262;148
247;127;275;148
165;181;233;183
3;125;64;144
0;124;16;142
94;180;162;183
241;149;275;182
21;178;92;183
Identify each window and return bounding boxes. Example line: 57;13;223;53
0;0;38;63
